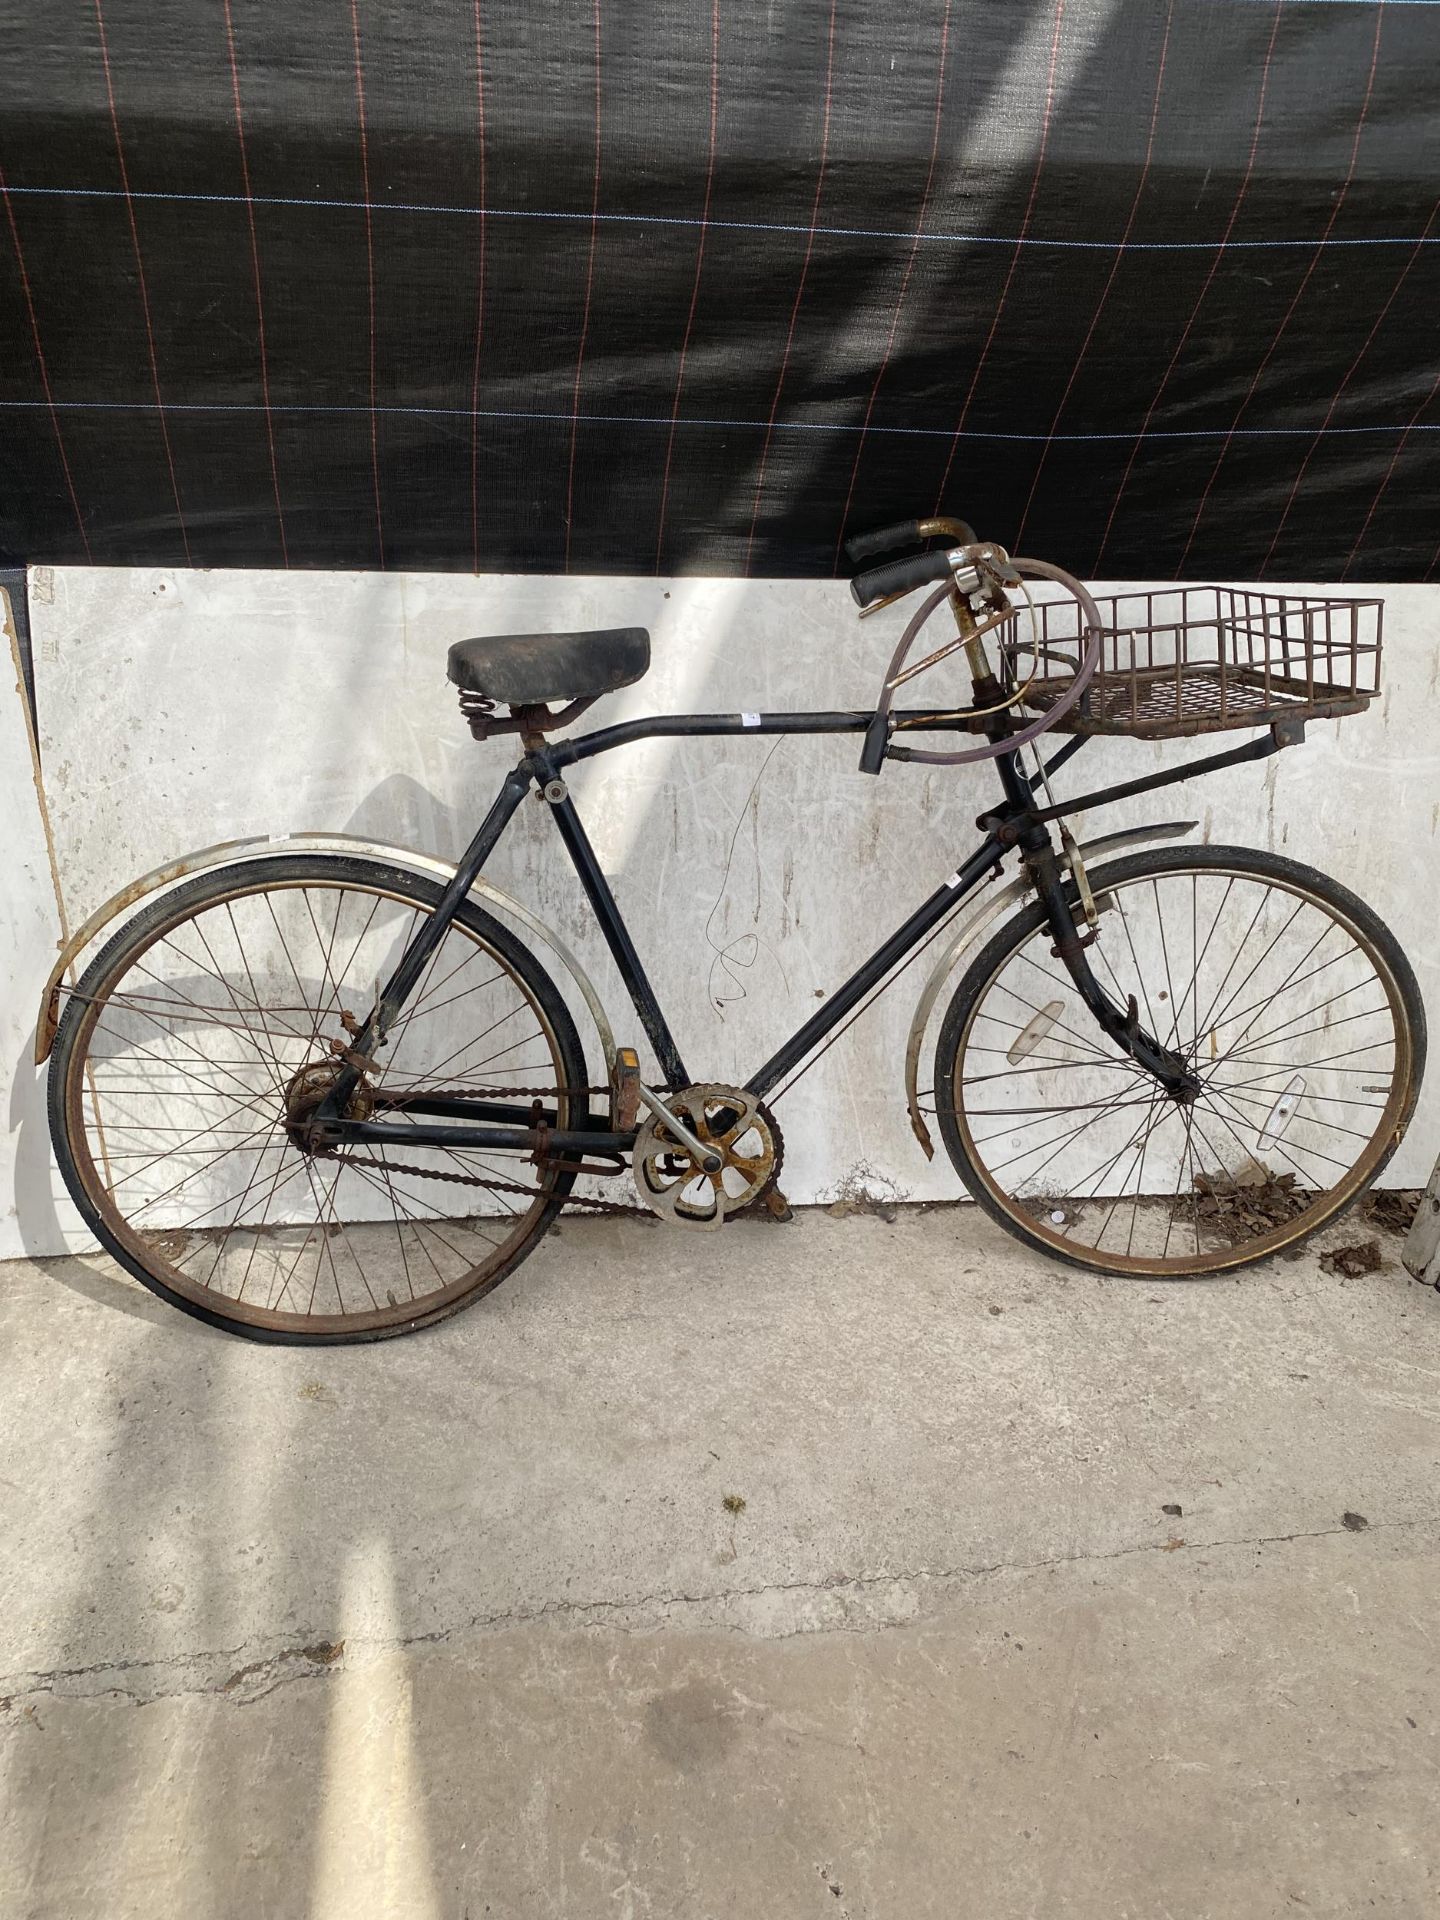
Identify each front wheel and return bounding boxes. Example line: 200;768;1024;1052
49;855;591;1341
932;845;1426;1278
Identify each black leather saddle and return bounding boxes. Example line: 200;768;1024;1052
446;627;650;706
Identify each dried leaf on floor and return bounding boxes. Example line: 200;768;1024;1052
1364;1189;1422;1235
1181;1168;1307;1239
1319;1240;1383;1279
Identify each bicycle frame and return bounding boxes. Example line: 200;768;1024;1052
316;706;1292;1161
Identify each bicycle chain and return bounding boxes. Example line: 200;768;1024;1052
321;1148;653;1218
323;1084;785;1223
328;1081;647;1216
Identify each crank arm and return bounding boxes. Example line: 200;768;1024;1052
635;1083;724;1174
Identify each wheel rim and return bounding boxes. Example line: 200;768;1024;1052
61;874;577;1334
943;860;1416;1275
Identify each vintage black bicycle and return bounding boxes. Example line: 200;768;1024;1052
42;518;1425;1341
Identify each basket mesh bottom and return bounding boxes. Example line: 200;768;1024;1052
1024;663;1364;735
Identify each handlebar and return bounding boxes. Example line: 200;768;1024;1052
845;519;924;565
858;554;1106;772
843;515;978;569
850;548;955;609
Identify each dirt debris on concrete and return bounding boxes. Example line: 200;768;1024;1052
821;1160;908;1223
1320;1239;1385;1279
220;1639;346;1699
1365;1188;1423;1235
1183;1166;1307;1238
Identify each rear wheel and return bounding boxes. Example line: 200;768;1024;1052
49;855;590;1341
932;845;1425;1277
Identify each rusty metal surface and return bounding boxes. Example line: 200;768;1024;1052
34;831;618;1080
612;1047;642;1132
456;691;599;741
1015;588;1384;738
631;1085;783;1232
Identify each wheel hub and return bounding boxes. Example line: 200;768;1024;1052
283;1057;375;1153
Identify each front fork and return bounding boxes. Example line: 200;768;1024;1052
992;752;1202;1104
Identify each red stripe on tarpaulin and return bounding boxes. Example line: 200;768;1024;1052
653;0;721;575
347;0;386;569
469;0;489;577
1011;0;1174;556
1263;198;1440;576
1092;0;1286;574
830;0;953;574
0;170;92;561
92;0;191;565
931;0;1069;518
564;0;604;575
222;0;288;567
1177;3;1384;573
743;0;840;574
1343;350;1440;581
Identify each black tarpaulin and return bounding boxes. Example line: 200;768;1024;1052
0;1;1436;580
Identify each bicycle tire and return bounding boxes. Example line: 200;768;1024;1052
932;845;1426;1278
49;854;590;1342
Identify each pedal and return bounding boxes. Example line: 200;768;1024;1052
612;1046;642;1130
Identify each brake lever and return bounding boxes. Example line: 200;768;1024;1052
857;585;922;620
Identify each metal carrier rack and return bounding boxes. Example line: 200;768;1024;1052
1012;587;1383;739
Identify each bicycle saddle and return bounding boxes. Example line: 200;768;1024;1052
446;627;650;705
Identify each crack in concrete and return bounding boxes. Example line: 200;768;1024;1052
1;1514;1432;1713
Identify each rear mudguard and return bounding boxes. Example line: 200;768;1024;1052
905;820;1198;1157
34;831;617;1089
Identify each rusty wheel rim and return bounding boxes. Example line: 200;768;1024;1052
946;863;1416;1276
61;874;573;1334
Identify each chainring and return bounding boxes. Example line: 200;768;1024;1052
632;1084;783;1232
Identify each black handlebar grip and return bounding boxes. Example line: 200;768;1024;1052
844;519;924;566
850;548;954;609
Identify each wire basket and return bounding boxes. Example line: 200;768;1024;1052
1013;587;1383;739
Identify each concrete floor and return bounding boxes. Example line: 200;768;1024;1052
2;1204;1438;1919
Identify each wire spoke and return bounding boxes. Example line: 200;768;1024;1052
982;1079;1150;1183
1184;889;1272;1056
1218;1000;1391;1067
951;858;1406;1273
1201;1084;1353;1176
1205;940;1361;1051
1189;896;1313;1053
62;870;575;1329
